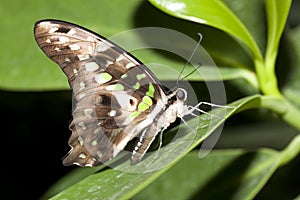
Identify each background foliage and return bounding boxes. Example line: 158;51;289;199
1;0;299;199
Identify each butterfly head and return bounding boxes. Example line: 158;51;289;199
165;87;188;119
175;88;187;102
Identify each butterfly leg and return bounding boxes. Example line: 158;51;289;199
184;102;235;119
131;124;160;164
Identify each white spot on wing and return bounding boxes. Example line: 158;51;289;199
78;54;90;61
79;81;85;90
137;141;142;147
67;29;77;35
85;163;94;167
96;151;103;158
113;135;131;157
121;74;128;79
91;140;98;146
108;110;116;117
85;62;99;72
78;136;84;145
97;43;109;52
79;153;86;159
73;68;78;75
39;21;51;26
78;93;86;99
126;62;135;69
59;36;69;43
69;44;81;51
45;39;51;43
106;60;114;67
132;150;137;155
84;108;93;117
49;27;58;33
87;36;94;42
116;54;126;62
78;122;87;130
94;127;101;134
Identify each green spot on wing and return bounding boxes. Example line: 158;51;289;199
133;82;140;90
96;72;112;84
101;72;112;81
130;111;141;119
146;83;155;97
121;74;128;79
136;73;146;80
106;84;124;91
138;102;149;111
143;96;153;106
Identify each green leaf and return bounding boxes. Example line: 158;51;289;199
133;53;259;89
148;0;263;63
265;0;292;70
282;27;300;108
222;0;267;55
133;150;279;200
261;0;292;96
134;134;300;200
40;166;106;200
41;95;266;199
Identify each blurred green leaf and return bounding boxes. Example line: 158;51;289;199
265;0;292;66
40;166;106;200
134;134;300;200
148;0;263;62
133;149;279;200
282;27;300;108
259;0;292;96
222;0;266;55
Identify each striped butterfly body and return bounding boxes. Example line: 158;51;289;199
34;20;189;167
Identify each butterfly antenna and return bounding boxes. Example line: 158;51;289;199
177;33;203;87
179;62;202;82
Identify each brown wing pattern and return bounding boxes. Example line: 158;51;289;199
34;20;165;166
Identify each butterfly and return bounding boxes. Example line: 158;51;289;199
34;19;199;167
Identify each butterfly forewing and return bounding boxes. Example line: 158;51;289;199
34;20;168;166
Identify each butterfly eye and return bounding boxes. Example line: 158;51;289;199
128;98;138;110
129;98;135;106
176;88;187;101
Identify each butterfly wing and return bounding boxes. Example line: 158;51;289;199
34;20;167;166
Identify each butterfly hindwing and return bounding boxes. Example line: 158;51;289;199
34;20;167;166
